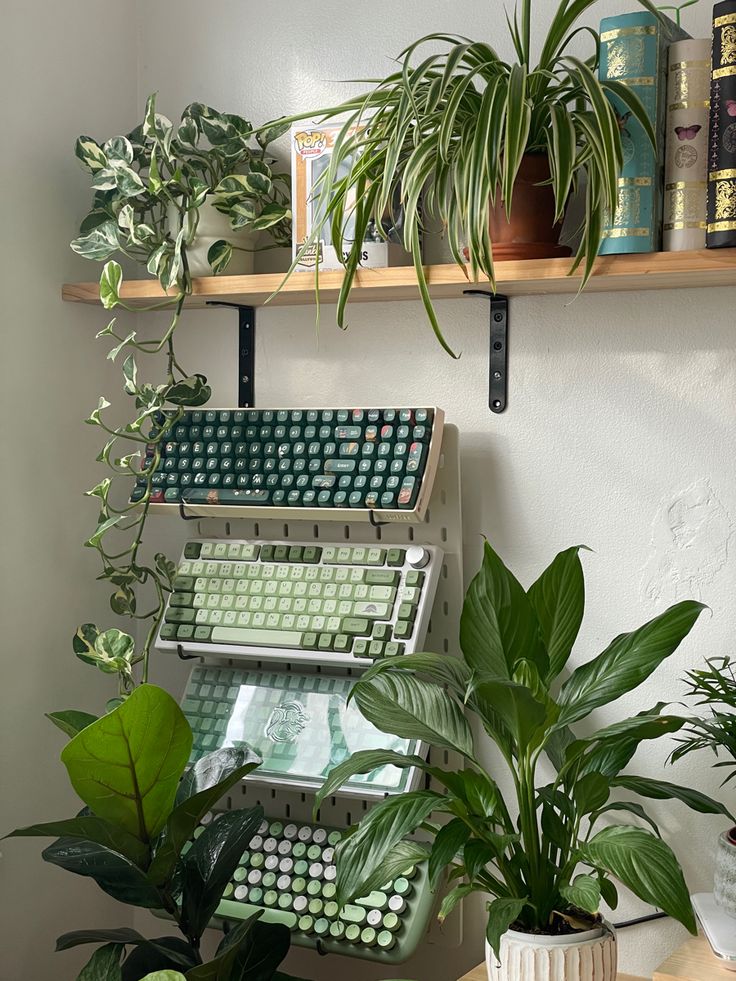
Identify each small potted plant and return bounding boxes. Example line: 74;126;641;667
314;541;730;981
72;95;291;289
274;0;661;354
7;685;308;981
673;656;736;916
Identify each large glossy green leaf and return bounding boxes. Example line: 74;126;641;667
359;650;472;695
46;710;99;738
471;677;549;752
340;839;430;905
557;601;705;726
315;749;433;813
7;816;148;867
181;806;264;941
148;748;261;885
57;930;195;970
584;827;696;932
352;672;474;758
219;920;291;981
78;943;123;981
560;874;600;914
486;897;526;959
612;776;734;820
185;912;261;981
61;685;192;842
527;546;586;682
335;791;441;904
460;539;547;680
43;837;164;908
428;819;471;889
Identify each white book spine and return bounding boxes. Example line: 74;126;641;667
663;38;711;251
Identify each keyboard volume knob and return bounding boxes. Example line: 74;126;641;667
406;546;429;570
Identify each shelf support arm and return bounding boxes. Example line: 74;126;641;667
463;290;509;413
205;302;256;408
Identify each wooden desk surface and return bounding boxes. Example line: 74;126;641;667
654;935;736;980
457;966;643;981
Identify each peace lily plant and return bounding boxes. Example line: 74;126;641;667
315;542;731;978
279;0;662;354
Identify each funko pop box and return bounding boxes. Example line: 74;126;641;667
291;122;413;272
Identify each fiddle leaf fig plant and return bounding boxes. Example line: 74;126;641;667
6;686;305;981
276;0;664;354
72;94;291;289
315;541;732;955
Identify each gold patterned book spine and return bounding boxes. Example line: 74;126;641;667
707;0;736;247
663;39;710;250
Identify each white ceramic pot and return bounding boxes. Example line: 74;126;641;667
486;922;617;981
715;829;736;917
167;197;257;278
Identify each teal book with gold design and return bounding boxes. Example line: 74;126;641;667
598;10;689;254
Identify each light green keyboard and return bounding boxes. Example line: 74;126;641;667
205;813;435;964
181;664;424;797
158;538;442;668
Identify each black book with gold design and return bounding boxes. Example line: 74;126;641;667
707;0;736;247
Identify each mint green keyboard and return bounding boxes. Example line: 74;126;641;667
134;405;444;523
205;813;435;964
158;538;442;668
181;665;424;797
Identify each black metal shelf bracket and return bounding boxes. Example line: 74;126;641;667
463;290;509;413
204;302;256;408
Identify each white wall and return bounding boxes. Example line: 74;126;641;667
3;1;735;978
0;3;138;978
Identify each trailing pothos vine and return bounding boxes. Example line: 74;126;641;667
70;96;291;705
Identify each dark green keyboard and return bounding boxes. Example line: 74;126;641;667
132;406;444;522
158;537;442;668
201;813;435;964
180;664;425;797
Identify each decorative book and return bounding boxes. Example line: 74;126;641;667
663;39;711;250
598;10;689;254
707;0;736;247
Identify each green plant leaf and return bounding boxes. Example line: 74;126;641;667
71;222;121;262
557;601;705;726
351;672;474;758
428;818;471;889
471;677;550;752
42;837;163;908
56;930;195;970
583;826;696;933
335;791;441;905
527;546;587;682
60;685;192;842
612;775;734;820
560;874;600;914
46;710;98;738
100;261;123;310
438;882;478;923
181;806;265;941
195;918;291;981
460;539;547;680
315;749;433;812
486;897;527;959
573;772;609;816
339;839;430;904
166;375;211;408
148;748;262;886
142;974;186;981
77;942;123;981
207;240;232;275
6;816;148;867
75;136;108;173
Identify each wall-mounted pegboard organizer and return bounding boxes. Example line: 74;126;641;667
62;249;736;307
163;423;465;953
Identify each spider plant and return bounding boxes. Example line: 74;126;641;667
279;0;662;355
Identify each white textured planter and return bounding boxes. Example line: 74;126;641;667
486;922;617;981
167;198;257;277
715;829;736;917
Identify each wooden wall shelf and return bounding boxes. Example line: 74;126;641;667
62;249;736;310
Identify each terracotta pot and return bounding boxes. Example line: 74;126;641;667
488;153;571;261
486;921;617;981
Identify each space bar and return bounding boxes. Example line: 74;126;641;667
211;627;304;648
